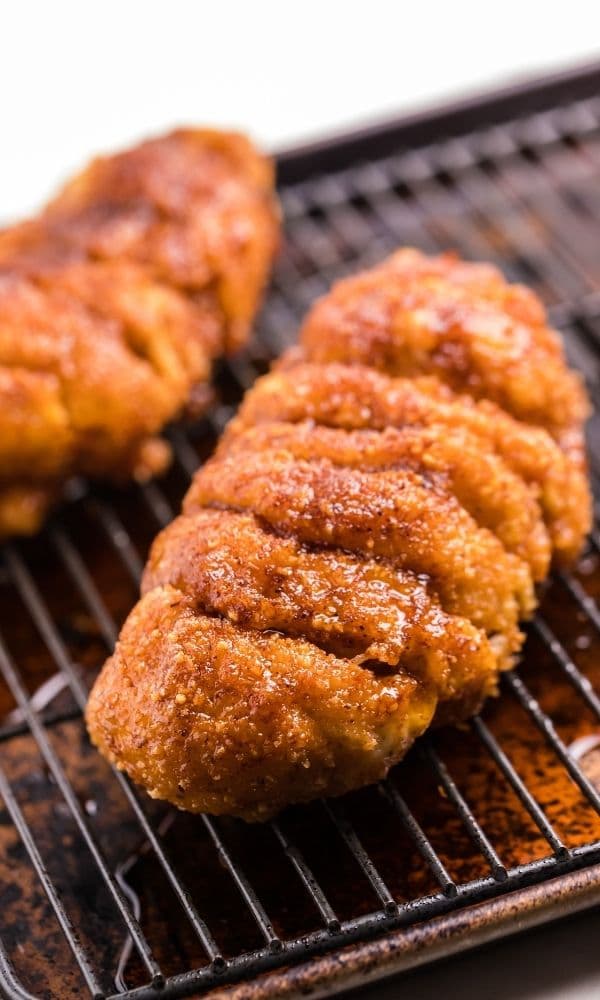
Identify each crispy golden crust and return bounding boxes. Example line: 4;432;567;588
86;586;436;821
0;130;278;350
184;449;533;636
142;509;498;701
87;249;591;821
231;362;591;564
297;249;589;461
0;130;278;538
219;421;551;580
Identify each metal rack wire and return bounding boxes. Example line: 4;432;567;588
2;67;600;1000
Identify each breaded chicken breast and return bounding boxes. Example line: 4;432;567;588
86;250;591;821
0;130;278;537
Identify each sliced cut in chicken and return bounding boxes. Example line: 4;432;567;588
88;585;437;821
87;249;591;821
230;361;590;564
219;420;551;580
144;508;499;703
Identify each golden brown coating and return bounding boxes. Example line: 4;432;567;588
297;248;589;462
231;362;591;564
0;130;277;350
218;421;551;580
86;249;591;821
142;509;498;709
0;130;278;538
87;444;525;820
86;586;436;821
0;483;60;538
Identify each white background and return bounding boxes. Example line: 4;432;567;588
1;1;600;221
2;2;600;997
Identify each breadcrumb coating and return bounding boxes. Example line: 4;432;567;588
219;421;551;579
232;362;590;564
0;129;278;537
89;586;436;821
297;248;589;461
87;250;591;820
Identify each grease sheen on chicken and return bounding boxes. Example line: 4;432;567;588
0;129;278;537
86;249;592;821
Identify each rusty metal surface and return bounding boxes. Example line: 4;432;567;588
206;865;600;1000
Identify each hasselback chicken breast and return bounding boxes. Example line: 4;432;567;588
87;250;591;821
0;129;278;537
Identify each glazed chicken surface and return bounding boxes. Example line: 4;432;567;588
0;129;278;538
86;249;592;821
